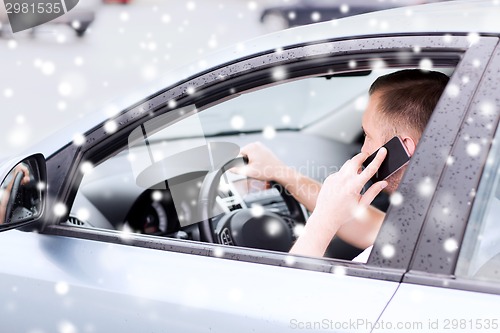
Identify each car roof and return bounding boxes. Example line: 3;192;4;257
30;0;500;159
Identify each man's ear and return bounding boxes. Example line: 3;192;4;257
402;136;417;156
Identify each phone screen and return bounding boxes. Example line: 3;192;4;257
362;136;411;183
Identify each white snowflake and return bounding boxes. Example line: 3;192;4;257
56;34;66;44
7;40;17;49
466;142;481;157
76;208;90;221
230;115;245;129
208;36;217;49
480;101;495;117
151;191;163;201
3;88;14;98
41;61;55;76
285;255;296;266
186;1;196;11
168;100;177;108
442;34;453;44
55;281;69;296
58;321;77;333
53;203;68;217
443;238;458;252
381;244;395;258
80;161;94;175
213;247;225;258
74;57;84;66
353;206;368;220
417;177;435;197
370;59;386;71
250;204;265;217
15;115;25;124
58;82;73;97
8;127;30;147
33;58;43;68
36;182;46;191
311;11;321;22
263;126;276;139
265;219;282;236
104;121;118;134
57;101;68;111
467;32;480;45
332;265;347;276
281;115;291;124
104;104;120;117
445;83;460;98
390;191;404;206
147;42;157;51
247;1;258;11
293;224;304;237
161;14;171;23
354;95;368;110
419;58;433;71
120;12;129;22
141;65;157;80
271;67;287;81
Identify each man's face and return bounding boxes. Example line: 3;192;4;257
361;91;403;193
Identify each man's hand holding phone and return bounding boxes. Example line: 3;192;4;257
290;148;388;256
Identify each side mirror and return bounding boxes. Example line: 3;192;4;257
0;154;46;231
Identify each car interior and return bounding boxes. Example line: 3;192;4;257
67;65;455;261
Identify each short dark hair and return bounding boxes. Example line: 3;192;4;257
369;69;449;138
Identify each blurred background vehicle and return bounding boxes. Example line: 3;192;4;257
260;0;450;31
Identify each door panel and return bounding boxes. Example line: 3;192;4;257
0;230;398;332
374;283;500;333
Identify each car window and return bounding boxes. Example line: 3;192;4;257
69;65;454;260
455;125;500;282
69;71;392;250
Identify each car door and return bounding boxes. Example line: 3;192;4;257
374;40;500;331
0;34;489;332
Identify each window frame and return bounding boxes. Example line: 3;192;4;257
41;34;477;282
403;39;500;295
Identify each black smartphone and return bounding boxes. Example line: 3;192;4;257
362;136;411;183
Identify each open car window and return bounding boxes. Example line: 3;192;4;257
69;65;454;262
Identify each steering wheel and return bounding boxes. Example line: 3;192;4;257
198;156;306;252
4;171;24;224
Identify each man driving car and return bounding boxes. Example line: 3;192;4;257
238;69;450;258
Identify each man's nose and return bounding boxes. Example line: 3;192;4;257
360;143;369;155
